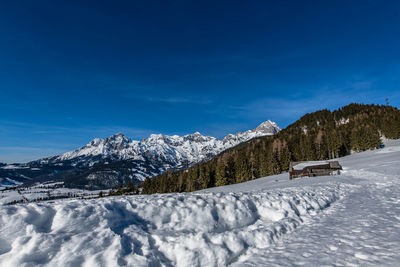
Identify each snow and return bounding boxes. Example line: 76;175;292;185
16;120;279;186
336;117;350;126
301;125;308;134
0;121;280;189
1;165;28;170
1;139;400;266
0;184;103;205
0;177;22;187
292;160;331;170
53;120;280;167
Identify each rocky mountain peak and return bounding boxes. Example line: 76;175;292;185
146;134;166;142
106;133;130;142
254;120;281;134
90;138;103;146
222;120;280;144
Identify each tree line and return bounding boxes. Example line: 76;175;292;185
141;103;400;194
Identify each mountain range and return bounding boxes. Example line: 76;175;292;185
0;120;280;189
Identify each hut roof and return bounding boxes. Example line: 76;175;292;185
291;161;342;171
292;161;330;170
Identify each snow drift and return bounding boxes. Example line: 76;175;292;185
2;139;400;266
0;184;343;266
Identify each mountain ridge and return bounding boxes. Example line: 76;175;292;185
0;120;280;189
52;120;280;165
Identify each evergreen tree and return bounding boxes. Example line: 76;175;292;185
215;160;227;187
139;104;400;194
326;129;341;159
279;147;291;171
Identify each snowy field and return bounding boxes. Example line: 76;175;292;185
1;140;400;266
0;183;104;205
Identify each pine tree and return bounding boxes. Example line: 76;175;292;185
215;160;227;187
279;147;291;171
326;129;342;159
140;104;400;194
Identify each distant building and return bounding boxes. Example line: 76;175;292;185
289;161;342;179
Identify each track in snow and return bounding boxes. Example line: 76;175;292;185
1;140;400;266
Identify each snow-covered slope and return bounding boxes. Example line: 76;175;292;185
1;140;399;266
0;177;22;187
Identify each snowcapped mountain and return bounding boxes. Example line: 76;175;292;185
222;120;280;147
54;120;279;165
0;120;280;189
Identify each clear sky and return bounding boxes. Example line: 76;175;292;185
1;0;400;163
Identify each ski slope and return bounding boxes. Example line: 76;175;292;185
1;140;400;266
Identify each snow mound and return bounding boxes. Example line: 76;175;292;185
0;184;344;266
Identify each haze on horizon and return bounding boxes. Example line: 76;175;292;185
1;0;400;163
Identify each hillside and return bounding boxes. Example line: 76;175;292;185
142;103;400;194
1;139;399;266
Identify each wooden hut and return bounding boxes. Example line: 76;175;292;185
289;161;342;179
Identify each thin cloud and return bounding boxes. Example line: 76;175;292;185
145;96;212;105
0;121;156;163
219;79;386;128
0;146;71;164
0;121;154;139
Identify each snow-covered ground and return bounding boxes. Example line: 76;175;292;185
0;183;105;205
1;140;400;266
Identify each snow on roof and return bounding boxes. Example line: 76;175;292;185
292;161;330;170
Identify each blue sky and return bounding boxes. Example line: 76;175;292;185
1;1;400;163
